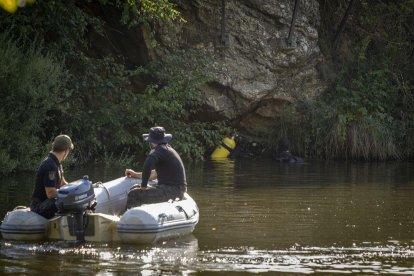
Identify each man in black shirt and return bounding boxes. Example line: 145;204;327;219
125;127;187;208
30;135;74;219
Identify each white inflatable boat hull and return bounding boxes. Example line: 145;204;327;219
93;176;138;215
0;207;48;241
118;195;199;243
0;177;199;243
47;213;121;242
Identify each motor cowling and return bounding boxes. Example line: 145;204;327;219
56;176;95;214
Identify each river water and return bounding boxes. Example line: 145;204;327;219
1;159;414;275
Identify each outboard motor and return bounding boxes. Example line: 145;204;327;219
56;175;95;242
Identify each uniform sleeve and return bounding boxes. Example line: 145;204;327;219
42;165;59;188
140;153;159;187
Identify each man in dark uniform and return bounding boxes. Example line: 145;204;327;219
30;134;74;219
125;126;187;208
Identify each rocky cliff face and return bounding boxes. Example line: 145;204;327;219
93;0;326;139
152;0;326;137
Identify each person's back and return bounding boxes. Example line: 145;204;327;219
30;135;74;219
32;154;62;206
143;144;186;187
125;127;187;209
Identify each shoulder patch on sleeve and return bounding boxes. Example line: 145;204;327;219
48;171;56;181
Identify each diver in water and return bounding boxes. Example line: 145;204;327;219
275;137;304;163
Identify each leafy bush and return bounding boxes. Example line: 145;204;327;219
137;49;228;160
301;63;403;160
304;0;414;160
267;104;307;156
66;49;228;163
0;1;229;173
0;34;68;173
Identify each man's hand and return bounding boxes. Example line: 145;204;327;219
61;176;68;186
92;181;102;188
129;185;156;190
141;186;156;190
125;169;138;178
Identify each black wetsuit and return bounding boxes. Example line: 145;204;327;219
275;151;304;163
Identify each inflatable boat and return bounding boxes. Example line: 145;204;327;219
0;176;199;243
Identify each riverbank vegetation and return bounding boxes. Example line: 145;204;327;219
0;33;68;173
275;1;413;161
0;1;227;174
0;1;412;174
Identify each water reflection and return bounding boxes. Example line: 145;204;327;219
194;160;414;249
1;235;199;274
1;160;414;274
2;239;414;274
194;244;414;274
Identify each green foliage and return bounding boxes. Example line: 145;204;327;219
305;64;403;160
0;0;181;49
141;50;211;125
126;49;228;160
0;33;68;173
306;0;414;160
117;0;183;26
64;55;144;163
63;48;228;163
1;0;412;169
0;1;229;174
268;104;307;156
0;1;100;57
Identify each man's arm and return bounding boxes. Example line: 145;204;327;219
125;169;157;180
148;170;157;181
125;169;142;178
61;176;68;186
43;169;60;199
45;187;58;199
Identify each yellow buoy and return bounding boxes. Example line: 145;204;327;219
0;0;18;13
0;0;35;13
211;136;236;159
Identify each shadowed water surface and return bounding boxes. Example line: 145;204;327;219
1;159;414;274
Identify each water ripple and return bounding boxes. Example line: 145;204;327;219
2;240;414;274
